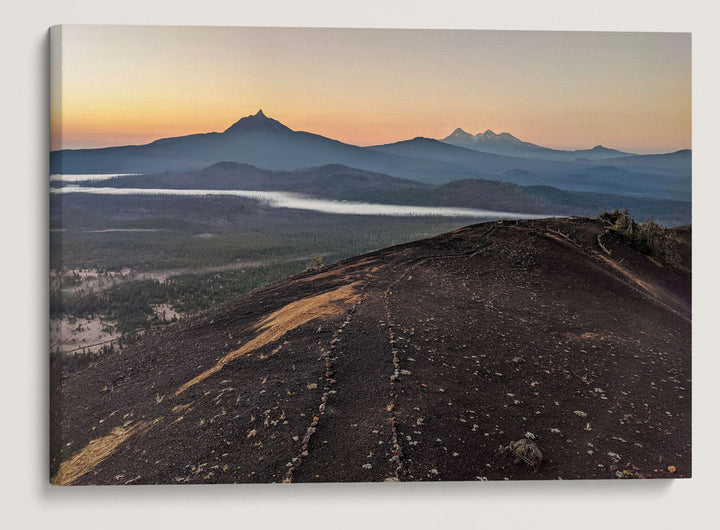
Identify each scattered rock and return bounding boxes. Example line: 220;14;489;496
501;438;543;471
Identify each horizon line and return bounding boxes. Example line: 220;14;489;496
51;110;691;155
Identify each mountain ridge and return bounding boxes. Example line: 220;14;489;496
440;127;634;160
50;110;692;199
77;161;691;226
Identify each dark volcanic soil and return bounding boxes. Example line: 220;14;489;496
50;217;691;484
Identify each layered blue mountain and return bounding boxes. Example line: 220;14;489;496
603;150;692;176
51;110;691;201
81;162;691;227
491;165;690;202
367;137;689;200
52;110;470;184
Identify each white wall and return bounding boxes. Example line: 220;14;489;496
2;1;717;529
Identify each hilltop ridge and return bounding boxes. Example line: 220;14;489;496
50;217;691;484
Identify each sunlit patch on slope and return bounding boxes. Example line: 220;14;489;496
51;418;163;486
175;281;363;395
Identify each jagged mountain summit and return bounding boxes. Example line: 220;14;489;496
441;128;633;161
51;110;489;182
50;217;691;484
446;127;526;146
223;109;293;135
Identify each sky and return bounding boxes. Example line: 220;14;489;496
50;25;691;153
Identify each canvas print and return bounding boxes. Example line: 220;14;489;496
49;25;691;485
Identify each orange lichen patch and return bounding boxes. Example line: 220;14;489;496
596;254;656;295
258;344;283;360
579;332;599;339
295;259;379;284
565;331;604;342
544;232;571;246
595;254;689;322
294;267;345;283
544;231;689;322
175;282;362;395
51;418;162;486
172;403;193;414
353;257;379;267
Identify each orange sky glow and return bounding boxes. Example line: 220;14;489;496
51;26;691;154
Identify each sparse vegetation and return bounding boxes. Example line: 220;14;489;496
50;342;117;374
599;209;683;271
50;193;478;362
310;254;323;269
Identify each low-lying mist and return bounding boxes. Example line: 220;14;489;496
51;185;554;220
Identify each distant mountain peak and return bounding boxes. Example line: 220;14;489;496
447;128;473;139
223;110;292;134
444;127;523;142
584;145;627;155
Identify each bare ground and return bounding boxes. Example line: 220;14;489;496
50;217;691;484
50;316;121;354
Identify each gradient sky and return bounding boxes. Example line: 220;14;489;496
50;25;691;153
